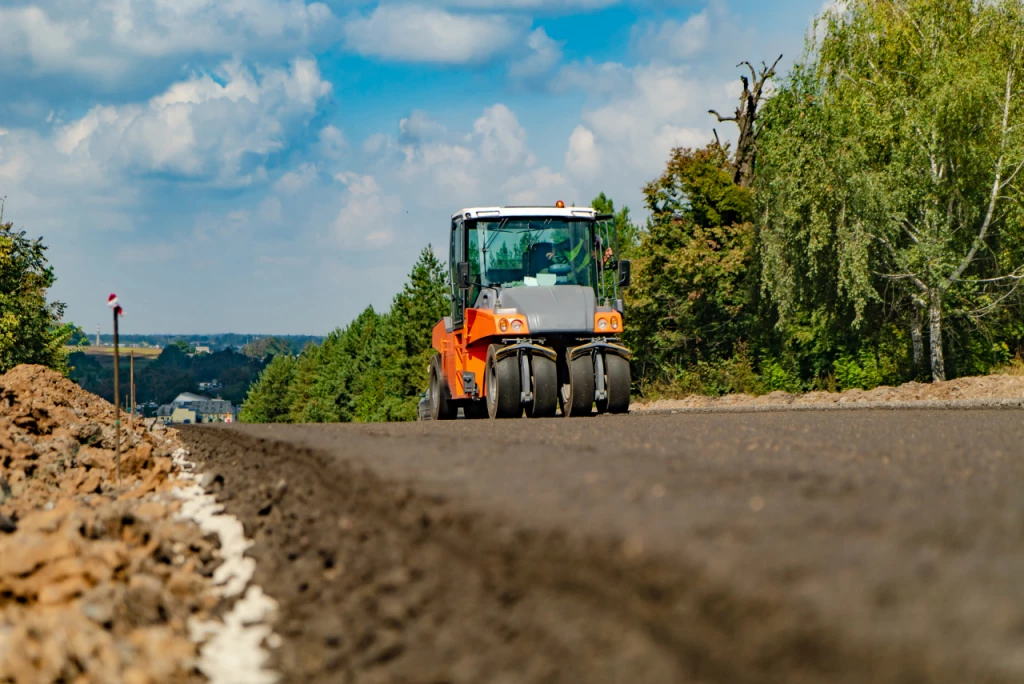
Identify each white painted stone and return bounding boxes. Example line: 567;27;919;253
171;447;281;684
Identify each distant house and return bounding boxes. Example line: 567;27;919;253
158;392;238;424
194;345;212;355
198;380;223;392
171;407;198;424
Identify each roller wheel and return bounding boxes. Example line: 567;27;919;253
486;344;522;419
429;356;456;421
528;355;558;418
559;352;594;417
596;353;631;414
464;400;489;419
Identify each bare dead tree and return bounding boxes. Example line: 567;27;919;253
709;55;783;188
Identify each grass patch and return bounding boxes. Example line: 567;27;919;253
993;354;1024;376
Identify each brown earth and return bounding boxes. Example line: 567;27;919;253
183;410;1024;684
0;365;221;683
633;372;1024;412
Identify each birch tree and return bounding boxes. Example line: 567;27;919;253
759;0;1024;381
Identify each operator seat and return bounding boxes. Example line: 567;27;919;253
524;242;555;276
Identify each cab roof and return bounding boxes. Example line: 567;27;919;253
452;206;598;221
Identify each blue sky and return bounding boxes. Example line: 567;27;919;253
0;0;827;335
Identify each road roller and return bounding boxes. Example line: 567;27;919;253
429;202;632;419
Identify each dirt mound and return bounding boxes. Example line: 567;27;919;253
634;373;1024;412
0;365;219;682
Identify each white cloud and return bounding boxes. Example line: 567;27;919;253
52;58;331;186
555;59;632;94
503;167;571;205
564;125;601;180
810;0;849;43
473;104;533;167
352;102;569;218
332;173;400;248
631;9;711;62
508;28;563;82
399;111;447;144
275;163;321;195
318;125;347;159
0;0;336;82
342;4;527;64
581;65;719;172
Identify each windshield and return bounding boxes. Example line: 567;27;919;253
472;219;600;290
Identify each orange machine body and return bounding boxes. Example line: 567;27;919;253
432;307;624;401
432;308;528;400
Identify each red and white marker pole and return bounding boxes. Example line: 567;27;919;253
108;294;124;488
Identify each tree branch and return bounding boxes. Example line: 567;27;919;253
999;157;1024;191
901;220;920;244
948;61;1015;285
708;110;738;123
962;279;1024;320
737;61;758;84
965;267;1024;284
870;233;928;293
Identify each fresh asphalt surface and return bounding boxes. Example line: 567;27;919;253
184;409;1024;683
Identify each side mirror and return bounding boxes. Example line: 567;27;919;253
456;261;471;291
618;259;632;288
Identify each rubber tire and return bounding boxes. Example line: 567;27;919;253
596;353;630;414
464;400;489;419
486;344;522;419
559;352;594;417
528;355;558;418
429;356;456;421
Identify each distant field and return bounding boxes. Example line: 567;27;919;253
68;346;163;357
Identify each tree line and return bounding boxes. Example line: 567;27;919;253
239;248;448;423
628;0;1024;395
70;345;269;408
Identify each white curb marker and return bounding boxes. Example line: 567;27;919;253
171;447;281;684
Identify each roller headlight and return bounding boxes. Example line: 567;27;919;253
499;319;509;332
511;319;524;332
598;318;609;330
611;317;619;330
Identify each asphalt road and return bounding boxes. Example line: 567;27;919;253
182;409;1024;684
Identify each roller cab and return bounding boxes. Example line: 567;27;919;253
428;203;632;419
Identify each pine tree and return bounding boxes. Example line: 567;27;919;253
239;354;297;423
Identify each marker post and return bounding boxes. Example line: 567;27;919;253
108;295;124;489
130;350;135;429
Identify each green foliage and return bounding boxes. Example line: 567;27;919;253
646;344;765;398
239;354;296;423
68;326;90;347
171;339;193;354
0;221;74;375
70;346;268;406
241;337;293;359
592;192;640;258
832;351;885;391
242;246;449;424
758;0;1024;381
759;358;803;394
626;145;760;389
